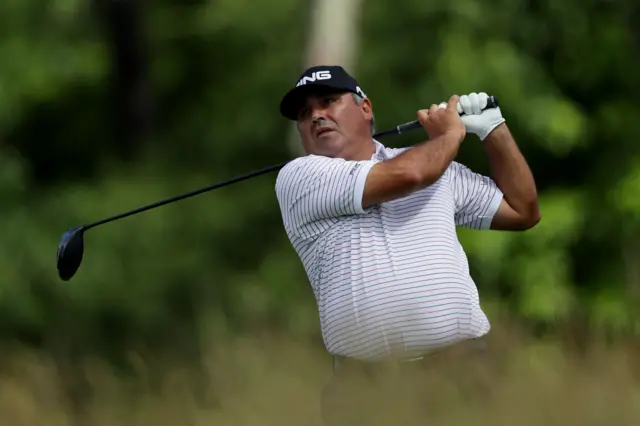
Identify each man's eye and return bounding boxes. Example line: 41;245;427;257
297;108;309;119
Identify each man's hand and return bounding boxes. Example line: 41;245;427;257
456;92;506;141
418;95;466;141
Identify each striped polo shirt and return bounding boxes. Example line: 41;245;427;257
275;140;503;360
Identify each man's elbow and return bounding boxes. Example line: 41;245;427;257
397;168;431;192
412;168;445;188
520;209;541;230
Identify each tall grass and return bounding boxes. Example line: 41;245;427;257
0;323;638;426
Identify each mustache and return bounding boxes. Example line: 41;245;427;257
313;118;337;130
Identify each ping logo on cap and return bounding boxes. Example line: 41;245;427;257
296;70;332;87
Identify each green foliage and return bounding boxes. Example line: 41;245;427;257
1;0;639;365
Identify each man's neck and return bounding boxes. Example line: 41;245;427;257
342;138;376;161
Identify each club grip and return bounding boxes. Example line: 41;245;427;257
485;95;499;109
395;95;499;135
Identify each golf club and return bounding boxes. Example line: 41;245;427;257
56;96;499;281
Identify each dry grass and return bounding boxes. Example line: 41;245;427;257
0;325;638;426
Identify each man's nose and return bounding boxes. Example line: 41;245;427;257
309;104;328;120
311;109;329;124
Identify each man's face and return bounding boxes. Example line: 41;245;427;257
295;90;373;159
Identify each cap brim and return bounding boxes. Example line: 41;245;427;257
279;84;353;120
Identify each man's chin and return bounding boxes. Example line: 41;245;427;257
314;135;345;156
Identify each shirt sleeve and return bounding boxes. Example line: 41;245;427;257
447;161;504;230
275;155;375;241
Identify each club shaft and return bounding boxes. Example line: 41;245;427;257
84;95;498;230
85;161;290;229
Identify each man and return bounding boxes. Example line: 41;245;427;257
275;65;540;425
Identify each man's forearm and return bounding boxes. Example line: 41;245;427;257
361;130;463;209
484;124;540;222
403;129;464;185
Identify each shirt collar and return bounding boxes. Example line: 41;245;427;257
371;139;388;161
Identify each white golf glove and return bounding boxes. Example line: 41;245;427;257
455;92;505;141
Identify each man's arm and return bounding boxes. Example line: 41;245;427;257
276;127;463;241
456;92;540;231
362;129;463;209
484;124;540;230
362;96;466;209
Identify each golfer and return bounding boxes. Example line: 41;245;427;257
275;65;540;425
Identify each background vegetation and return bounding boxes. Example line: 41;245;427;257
1;0;639;424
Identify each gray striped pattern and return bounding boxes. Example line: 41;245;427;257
275;141;503;360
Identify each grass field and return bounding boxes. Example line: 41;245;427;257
0;324;638;426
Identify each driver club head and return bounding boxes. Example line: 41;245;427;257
56;226;86;281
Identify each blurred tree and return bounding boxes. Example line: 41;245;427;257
286;0;365;157
0;0;639;403
93;0;154;160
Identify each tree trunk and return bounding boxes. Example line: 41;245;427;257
287;0;365;157
94;0;154;160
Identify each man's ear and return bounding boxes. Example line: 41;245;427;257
361;97;373;121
